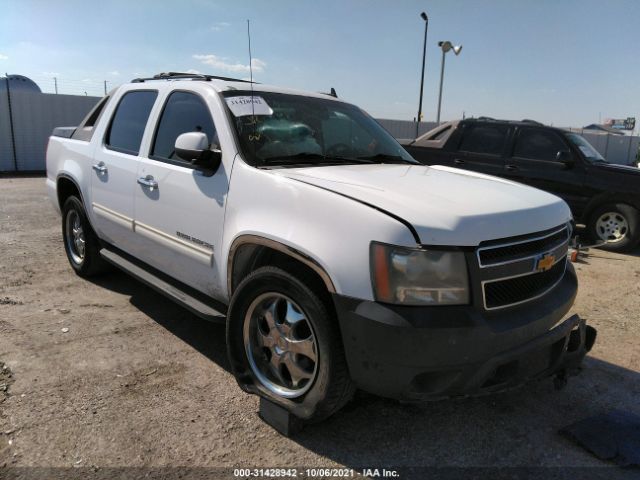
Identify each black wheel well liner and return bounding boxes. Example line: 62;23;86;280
56;174;84;210
228;236;336;304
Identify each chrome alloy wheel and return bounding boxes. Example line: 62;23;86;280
596;212;629;243
65;210;85;264
243;293;318;398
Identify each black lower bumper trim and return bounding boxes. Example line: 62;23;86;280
334;266;595;401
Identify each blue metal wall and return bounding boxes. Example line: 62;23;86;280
1;90;100;172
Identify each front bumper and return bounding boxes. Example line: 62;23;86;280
333;262;596;401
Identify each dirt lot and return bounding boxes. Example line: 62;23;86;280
1;177;639;478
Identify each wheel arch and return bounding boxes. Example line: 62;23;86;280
580;193;640;224
56;174;85;211
227;235;337;301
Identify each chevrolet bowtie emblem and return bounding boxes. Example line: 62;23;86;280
536;253;555;272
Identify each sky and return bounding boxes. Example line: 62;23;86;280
1;0;639;127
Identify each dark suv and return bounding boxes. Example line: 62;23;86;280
403;118;640;252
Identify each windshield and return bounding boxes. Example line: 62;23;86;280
565;133;606;162
222;91;417;167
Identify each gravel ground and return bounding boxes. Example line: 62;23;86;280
0;177;639;479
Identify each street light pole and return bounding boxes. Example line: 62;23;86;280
436;48;447;124
436;40;462;124
416;12;428;138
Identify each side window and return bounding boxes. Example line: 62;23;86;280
105;90;158;155
458;125;508;155
71;95;110;141
513;129;567;161
151;91;217;162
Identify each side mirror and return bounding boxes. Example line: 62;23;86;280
556;150;575;168
175;132;221;175
175;132;208;161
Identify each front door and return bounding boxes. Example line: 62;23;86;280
133;89;230;298
90;89;158;253
503;127;587;212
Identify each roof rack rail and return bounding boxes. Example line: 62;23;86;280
470;117;546;126
131;72;255;84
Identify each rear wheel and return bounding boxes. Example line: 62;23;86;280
61;196;109;276
588;203;640;252
227;266;354;422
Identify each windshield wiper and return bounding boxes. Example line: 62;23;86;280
357;153;417;164
262;152;374;166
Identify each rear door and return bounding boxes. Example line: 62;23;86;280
504;127;587;210
452;123;509;176
132;87;230;299
90;89;158;253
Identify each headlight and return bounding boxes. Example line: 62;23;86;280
370;242;469;306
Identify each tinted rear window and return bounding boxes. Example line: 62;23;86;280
106;90;157;155
459;125;508;155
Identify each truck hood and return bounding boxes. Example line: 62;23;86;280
276;164;571;246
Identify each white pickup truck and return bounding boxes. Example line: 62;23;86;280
46;72;595;422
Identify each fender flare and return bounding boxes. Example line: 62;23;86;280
226;234;337;297
56;173;87;210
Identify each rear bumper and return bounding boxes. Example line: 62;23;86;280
334;263;596;401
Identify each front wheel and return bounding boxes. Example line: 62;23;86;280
587;203;640;252
226;266;354;422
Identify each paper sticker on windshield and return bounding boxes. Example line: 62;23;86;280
225;96;273;117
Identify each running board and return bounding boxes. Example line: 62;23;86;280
100;248;226;323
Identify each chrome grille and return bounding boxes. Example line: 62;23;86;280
477;226;569;267
476;225;570;310
483;259;566;309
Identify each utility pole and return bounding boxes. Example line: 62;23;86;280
54;77;58;94
416;12;429;138
436;49;447;124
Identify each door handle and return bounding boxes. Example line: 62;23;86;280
453;158;465;165
137;176;158;190
505;164;519;172
92;162;107;174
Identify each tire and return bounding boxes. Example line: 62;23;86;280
61;196;109;276
587;203;640;252
226;266;355;422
